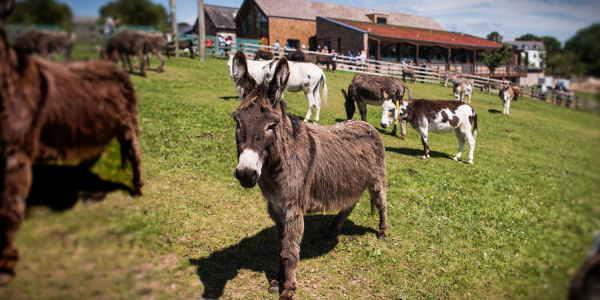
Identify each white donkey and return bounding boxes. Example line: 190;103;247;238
499;84;514;115
257;58;328;124
381;95;478;164
453;81;473;103
227;53;272;99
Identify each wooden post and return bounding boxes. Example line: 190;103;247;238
170;0;179;57
198;0;205;61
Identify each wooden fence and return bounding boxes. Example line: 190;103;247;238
166;38;599;114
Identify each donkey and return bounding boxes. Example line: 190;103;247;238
254;49;274;60
231;53;388;300
382;96;478;164
286;49;305;62
257;55;328;124
14;30;74;61
481;81;502;94
141;32;169;73
499;84;515;115
512;86;520;101
453;81;473;103
444;71;463;88
0;0;143;285
103;31;149;77
314;54;336;72
402;67;416;84
569;230;600;300
341;73;412;137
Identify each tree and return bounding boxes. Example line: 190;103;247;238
541;36;561;58
515;33;540;41
99;0;169;31
564;23;600;77
487;31;501;43
6;0;73;30
480;44;514;76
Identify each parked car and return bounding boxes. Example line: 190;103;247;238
538;77;554;89
555;79;570;91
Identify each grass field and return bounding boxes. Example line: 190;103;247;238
1;50;599;299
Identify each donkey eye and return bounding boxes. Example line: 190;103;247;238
267;124;276;132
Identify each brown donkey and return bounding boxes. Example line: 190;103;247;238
231;52;388;299
0;0;143;286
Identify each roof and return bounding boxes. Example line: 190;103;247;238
205;4;238;30
326;18;503;49
246;0;442;31
504;40;545;51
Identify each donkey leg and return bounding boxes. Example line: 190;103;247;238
138;53;147;78
453;128;466;161
369;181;388;239
280;208;304;299
357;101;368;122
118;125;144;196
267;202;285;294
155;51;165;73
0;152;32;286
312;88;322;125
325;204;356;239
303;91;316;123
465;129;476;164
420;133;430;159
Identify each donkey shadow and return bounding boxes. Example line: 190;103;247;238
190;215;376;299
219;96;239;101
488;109;502;114
26;165;132;212
385;146;454;160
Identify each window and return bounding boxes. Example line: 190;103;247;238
450;49;472;63
376;17;387;24
533;53;537;59
379;43;397;61
239;5;268;38
430;46;446;63
418;46;430;62
287;39;299;50
400;44;416;62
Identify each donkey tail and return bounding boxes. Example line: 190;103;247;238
405;83;413;100
320;74;327;108
472;112;478;139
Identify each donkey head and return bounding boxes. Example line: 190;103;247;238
232;53;290;188
499;84;512;102
380;91;397;129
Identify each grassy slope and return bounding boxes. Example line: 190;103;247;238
1;51;599;299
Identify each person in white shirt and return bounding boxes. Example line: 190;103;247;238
359;50;367;67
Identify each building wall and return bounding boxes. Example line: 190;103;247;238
268;17;315;48
316;17;367;55
518;70;545;86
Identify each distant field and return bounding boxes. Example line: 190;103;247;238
1;50;599;299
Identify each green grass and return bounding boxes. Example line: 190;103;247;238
1;50;599;299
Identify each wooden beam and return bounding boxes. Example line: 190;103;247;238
198;0;205;61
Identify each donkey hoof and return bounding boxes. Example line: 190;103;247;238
303;119;308;123
130;188;143;198
453;157;458;161
468;160;474;165
279;288;295;299
377;231;387;240
422;156;427;160
269;280;280;294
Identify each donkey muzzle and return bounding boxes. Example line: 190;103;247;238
234;149;263;188
234;168;259;188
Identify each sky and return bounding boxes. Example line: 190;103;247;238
60;0;600;45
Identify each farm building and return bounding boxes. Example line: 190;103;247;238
234;0;441;50
187;4;238;39
316;17;528;78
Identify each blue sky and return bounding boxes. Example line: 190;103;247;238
60;0;600;45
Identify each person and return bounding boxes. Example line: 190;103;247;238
317;45;321;53
103;16;119;43
284;43;291;53
322;46;329;54
401;58;407;69
206;38;213;48
273;40;280;56
540;84;548;101
218;34;225;56
359;50;366;68
420;62;427;83
301;44;306;51
556;86;565;105
331;49;337;73
225;35;233;53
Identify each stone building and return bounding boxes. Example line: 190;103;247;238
234;0;441;50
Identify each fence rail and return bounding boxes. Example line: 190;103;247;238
163;38;599;114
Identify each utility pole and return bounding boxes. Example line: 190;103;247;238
170;0;179;57
198;0;205;61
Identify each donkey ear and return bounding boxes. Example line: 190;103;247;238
231;51;257;99
266;57;290;106
341;89;348;100
0;0;14;20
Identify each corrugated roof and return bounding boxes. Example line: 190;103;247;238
205;5;238;30
249;0;442;31
330;18;503;48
